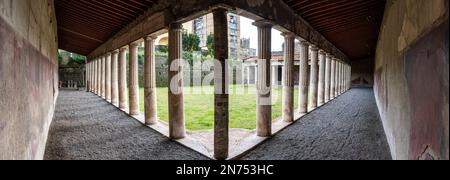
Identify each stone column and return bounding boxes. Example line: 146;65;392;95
94;59;97;94
97;57;101;95
309;45;319;110
253;20;273;137
324;54;332;102
330;57;336;99
341;64;344;92
298;40;309;113
129;42;140;116
118;47;128;109
282;32;295;123
334;60;338;96
144;35;158;125
90;61;93;92
349;66;352;90
213;8;229;160
338;61;344;95
338;62;342;94
105;52;112;101
102;55;106;98
111;50;119;105
318;50;326;105
168;22;186;139
86;62;89;92
97;57;102;96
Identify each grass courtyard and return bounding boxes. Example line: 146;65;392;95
136;85;299;131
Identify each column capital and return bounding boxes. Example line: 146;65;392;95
252;20;273;28
319;49;327;56
281;32;296;39
145;35;158;41
169;22;183;30
310;45;319;51
129;41;140;48
326;53;334;59
119;46;128;52
299;40;310;46
112;49;119;55
105;52;112;56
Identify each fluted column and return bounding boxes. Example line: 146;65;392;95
101;55;106;98
324;54;332;102
335;60;341;97
105;52;112;101
349;66;352;90
253;20;273;137
334;59;341;97
330;57;336;99
90;61;93;92
298;40;309;113
111;50;119;105
129;42;140;116
144;35;158;125
282;32;295;123
98;57;101;95
118;47;128;109
341;61;344;94
309;45;319;110
213;8;229;160
318;50;326;106
338;61;343;95
97;57;102;96
86;62;90;92
336;60;340;96
93;60;96;92
168;23;186;139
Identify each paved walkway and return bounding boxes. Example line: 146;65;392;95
44;90;208;160
45;88;391;160
242;88;392;160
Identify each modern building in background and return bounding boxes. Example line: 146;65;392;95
240;38;256;59
184;13;241;60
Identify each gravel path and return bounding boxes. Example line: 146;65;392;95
44;90;209;160
242;88;392;160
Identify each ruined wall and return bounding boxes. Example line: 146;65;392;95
0;0;58;159
351;58;374;87
374;0;448;160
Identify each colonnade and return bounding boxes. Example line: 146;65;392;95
85;8;352;160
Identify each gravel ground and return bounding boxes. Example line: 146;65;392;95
45;88;391;160
242;88;392;160
44;90;209;160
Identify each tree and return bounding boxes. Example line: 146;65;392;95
182;32;200;52
206;33;214;58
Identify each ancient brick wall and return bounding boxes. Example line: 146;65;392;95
374;0;449;160
0;0;58;160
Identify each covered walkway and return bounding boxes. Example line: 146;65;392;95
44;90;208;160
243;88;391;160
45;88;390;160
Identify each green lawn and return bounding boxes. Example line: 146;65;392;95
137;85;299;131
